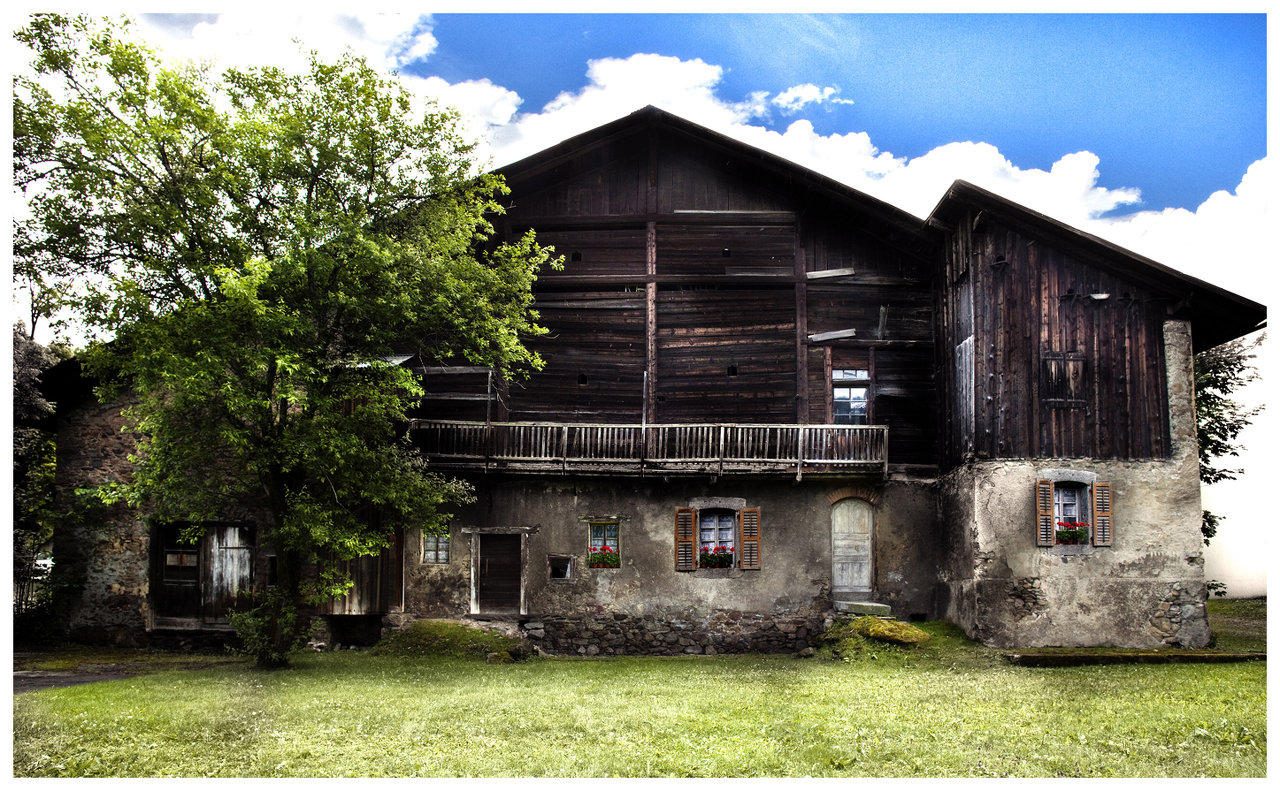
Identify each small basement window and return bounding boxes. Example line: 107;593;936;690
422;533;450;564
548;555;573;581
727;364;738;377
578;373;589;386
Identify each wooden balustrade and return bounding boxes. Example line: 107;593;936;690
410;420;888;477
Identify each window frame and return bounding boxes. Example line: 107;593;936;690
588;521;621;569
548;554;574;581
831;368;872;426
697;508;738;569
1052;482;1092;545
421;532;451;565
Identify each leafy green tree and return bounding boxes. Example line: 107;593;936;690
1194;334;1263;545
14;15;557;665
12;325;61;614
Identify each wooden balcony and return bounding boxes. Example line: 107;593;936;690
410;421;888;478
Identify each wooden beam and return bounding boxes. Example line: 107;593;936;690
794;219;809;422
808;328;858;343
805;267;858;280
645;221;658;423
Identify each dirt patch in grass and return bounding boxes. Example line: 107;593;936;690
1208;598;1266;652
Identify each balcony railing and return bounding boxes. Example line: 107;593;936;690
410;420;888;478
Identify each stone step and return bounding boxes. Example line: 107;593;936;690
833;600;893;616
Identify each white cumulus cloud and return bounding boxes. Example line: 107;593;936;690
771;83;854;113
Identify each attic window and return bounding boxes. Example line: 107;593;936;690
569;251;582;263
578;373;589;386
727;364;738;377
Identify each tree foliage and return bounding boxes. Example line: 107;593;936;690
12;325;62;613
1194;333;1263;545
14;15;558;664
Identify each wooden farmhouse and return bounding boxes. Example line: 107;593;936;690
48;106;1265;651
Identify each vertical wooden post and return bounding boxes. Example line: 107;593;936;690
794;220;808;423
645;221;657;424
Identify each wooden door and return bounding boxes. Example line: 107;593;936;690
831;499;873;594
201;524;254;622
477;534;522;613
152;524;201;618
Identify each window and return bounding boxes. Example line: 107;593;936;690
588;522;620;568
548;555;573;580
422;533;450;564
163;549;198;584
674;507;762;571
833;368;870;425
1053;483;1090;544
1041;351;1087;408
1035;478;1113;548
699;510;736;568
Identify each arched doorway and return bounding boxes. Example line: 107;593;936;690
831;499;873;596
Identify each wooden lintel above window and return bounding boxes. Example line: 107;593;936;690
459;525;540;535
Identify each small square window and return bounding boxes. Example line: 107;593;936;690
422;533;450;564
548;555;573;580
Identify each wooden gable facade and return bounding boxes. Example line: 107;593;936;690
931;181;1265;467
410;107;1264;477
486;107;940;466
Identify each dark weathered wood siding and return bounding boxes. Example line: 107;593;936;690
940;208;1171;463
479;125;939;466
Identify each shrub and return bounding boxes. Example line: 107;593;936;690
850;616;931;646
228;589;308;668
372;619;531;660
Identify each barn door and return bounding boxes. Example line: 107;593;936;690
477;534;522;613
831;499;873;595
201;524;254;622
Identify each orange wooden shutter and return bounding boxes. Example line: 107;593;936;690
674;508;696;571
1035;479;1055;547
738;507;762;570
1092;482;1114;547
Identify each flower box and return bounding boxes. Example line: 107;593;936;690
1055;520;1089;545
698;546;735;569
588;546;620;568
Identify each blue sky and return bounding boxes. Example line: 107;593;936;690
417;13;1264;214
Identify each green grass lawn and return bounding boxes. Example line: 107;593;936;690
12;602;1266;778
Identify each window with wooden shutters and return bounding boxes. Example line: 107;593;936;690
674;508;696;571
738;507;762;570
1041;351;1087;408
1092;482;1114;547
1035;479;1055;547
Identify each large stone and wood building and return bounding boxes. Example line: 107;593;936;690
47;107;1265;652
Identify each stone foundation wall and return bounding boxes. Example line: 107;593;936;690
528;608;828;655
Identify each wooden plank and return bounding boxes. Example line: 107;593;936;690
794;218;808;423
808;328;858;342
646;221;658;423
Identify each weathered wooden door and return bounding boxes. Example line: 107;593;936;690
201;524;254;622
477;534;522;613
831;499;873;594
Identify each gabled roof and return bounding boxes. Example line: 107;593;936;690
499;105;1264;350
928;180;1266;350
498;104;933;244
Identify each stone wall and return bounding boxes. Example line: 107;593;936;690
401;475;940;653
529;607;827;656
52;398;151;645
936;320;1209;648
